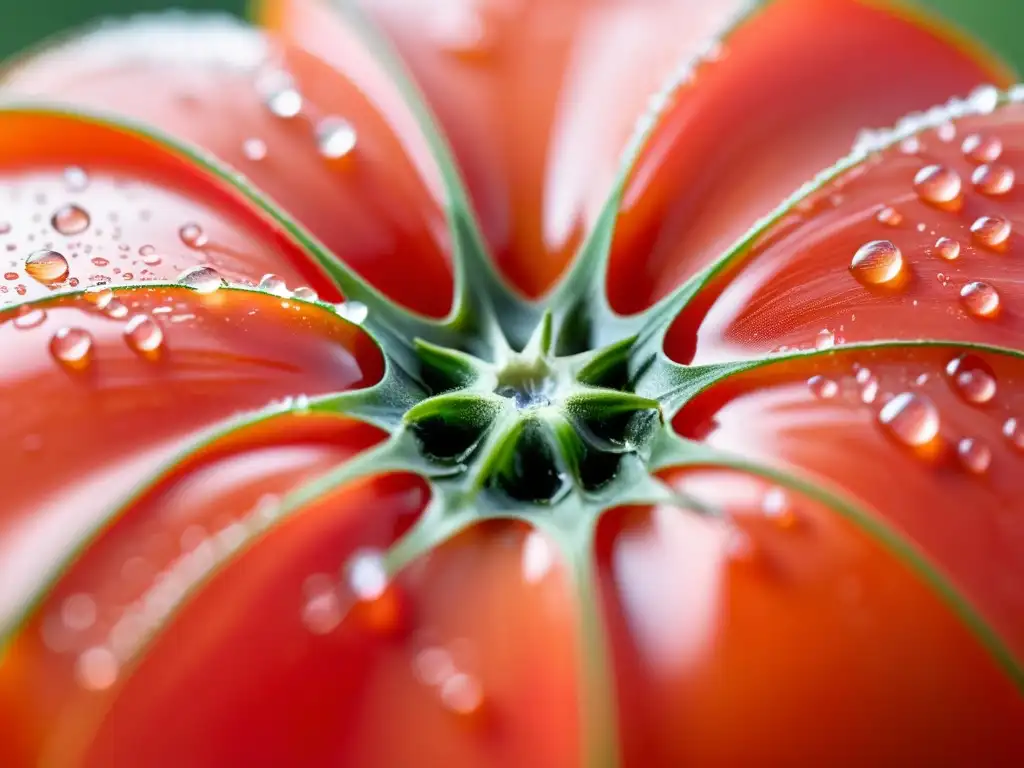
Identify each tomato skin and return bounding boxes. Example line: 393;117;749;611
0;0;1023;766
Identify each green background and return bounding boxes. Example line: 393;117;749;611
0;1;1020;72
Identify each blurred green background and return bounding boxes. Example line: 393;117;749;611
0;0;1021;73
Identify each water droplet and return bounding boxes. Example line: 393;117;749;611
962;133;1002;164
972;164;1015;196
857;370;879;404
62;593;97;632
292;286;319;302
522;532;554;583
91;257;109;268
807;375;838;399
258;273;289;297
850;240;903;285
337;300;368;325
261;71;303;118
242;138;267;161
415;646;456;687
139;245;161;266
913;164;961;205
970;215;1011;249
439;672;484;716
179;223;208;249
104;299;129;319
934;237;961;261
959;281;1000;318
346;549;387;602
875;206;903;226
878;392;940;447
178;265;224;293
50;327;93;366
968;85;1000;114
51;204;90;236
1003;417;1024;449
76;646;118;691
316;117;357;160
957;437;991;474
814;329;835;350
13;307;46;329
301;574;341;635
124;314;164;354
24;249;69;284
64;166;88;191
953;368;996;404
899;136;922;154
84;285;113;310
762;487;796;527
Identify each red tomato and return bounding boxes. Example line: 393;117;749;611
0;0;1022;766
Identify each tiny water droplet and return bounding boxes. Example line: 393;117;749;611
50;327;93;366
139;245;161;266
814;329;835;350
91;257;109;268
346;549;387;602
242;137;267;161
262;71;303;118
962;133;1002;164
957;437;991;474
875;206;903;226
807;375;838;400
913;164;961;205
972;163;1015;196
1003;417;1024;449
84;285;113;309
301;575;341;635
762;487;796;528
24;249;69;284
337;300;368;325
178;265;224;293
124;314;164;354
959;281;1000;318
292;286;319;302
316;117;358;160
878;392;940;447
179;223;208;249
51;204;90;235
258;273;289;297
13;307;46;329
934;236;960;261
76;647;118;691
850;240;903;285
970;215;1011;249
64;166;88;191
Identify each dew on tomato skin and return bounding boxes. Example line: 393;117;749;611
899;136;922;154
762;487;797;528
814;328;835;350
337;300;369;325
316;117;358;160
934;236;960;261
259;70;303;119
958;437;992;474
850;239;903;285
104;299;129;320
1002;417;1024;449
970;215;1011;249
50;326;93;366
962;133;1002;164
242;137;267;162
24;249;69;284
76;646;119;691
878;392;940;447
936;121;957;142
345;549;388;603
51;204;91;236
124;314;164;354
522;531;554;584
875;206;903;226
972;164;1015;196
62;593;97;632
91;257;109;268
13;306;46;329
858;372;879;404
953;369;996;404
959;281;1001;318
84;284;113;309
300;574;342;636
3;271;17;281
64;166;88;192
913;164;961;205
440;672;485;717
257;273;289;297
807;375;838;400
178;223;208;249
177;265;224;293
292;286;319;302
138;245;161;266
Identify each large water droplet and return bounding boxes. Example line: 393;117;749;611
24;249;69;284
346;549;388;602
913;164;961;205
959;281;1000;318
292;286;319;302
258;273;289;297
850;240;903;285
179;223;208;249
972;164;1015;196
50;327;93;366
954;369;996;404
970;215;1011;249
13;307;46;329
51;204;90;236
962;133;1002;164
814;329;835;350
934;236;961;261
124;314;164;354
807;375;838;400
316;117;358;160
957;437;991;474
178;265;224;293
337;300;368;325
878;392;940;447
76;646;118;691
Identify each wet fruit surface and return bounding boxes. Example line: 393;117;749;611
0;1;1023;766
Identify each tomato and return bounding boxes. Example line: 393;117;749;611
0;0;1022;765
